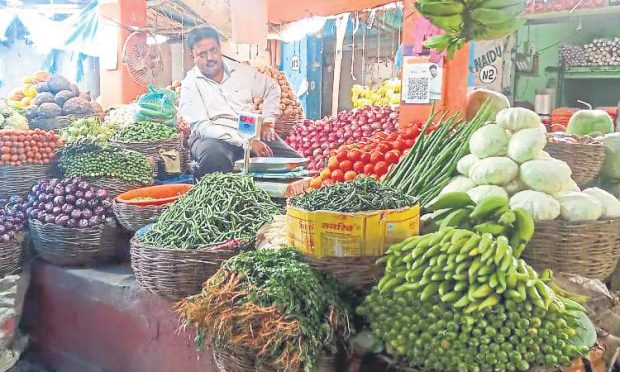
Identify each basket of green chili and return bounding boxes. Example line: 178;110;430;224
130;173;279;300
110;121;189;175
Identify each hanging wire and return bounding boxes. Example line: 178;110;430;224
362;21;367;85
351;11;359;81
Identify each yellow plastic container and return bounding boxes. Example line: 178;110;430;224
286;205;420;258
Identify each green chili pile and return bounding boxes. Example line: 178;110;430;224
176;248;349;371
57;142;153;184
140;173;279;249
289;177;417;213
114;121;178;142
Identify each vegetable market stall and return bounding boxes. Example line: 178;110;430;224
7;1;620;371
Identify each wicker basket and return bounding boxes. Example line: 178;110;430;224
130;237;241;300
0;164;49;199
523;219;620;280
274;113;303;138
303;255;383;290
112;201;168;232
87;177;152;198
29;219;119;266
213;347;336;372
544;135;605;188
30;114;93;132
0;233;23;277
110;136;189;174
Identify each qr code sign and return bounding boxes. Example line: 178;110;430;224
405;77;429;103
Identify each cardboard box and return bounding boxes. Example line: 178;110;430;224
286;205;420;258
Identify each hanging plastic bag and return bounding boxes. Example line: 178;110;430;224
136;85;177;127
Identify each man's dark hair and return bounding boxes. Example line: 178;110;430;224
187;26;220;51
429;64;438;71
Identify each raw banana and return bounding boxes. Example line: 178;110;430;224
498;210;516;225
494;236;509;265
427;15;464;31
440;208;470;229
511;208;535;244
427;192;474;211
469;196;508;219
416;1;465;16
474;222;506;235
481;0;525;9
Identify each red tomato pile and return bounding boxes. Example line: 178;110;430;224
0;129;63;166
309;122;431;188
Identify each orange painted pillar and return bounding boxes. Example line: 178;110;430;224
98;0;147;107
399;0;469;126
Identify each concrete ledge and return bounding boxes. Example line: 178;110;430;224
23;261;216;372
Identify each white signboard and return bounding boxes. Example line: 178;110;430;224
472;36;514;93
290;55;301;72
402;56;443;104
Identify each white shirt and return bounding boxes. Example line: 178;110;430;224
429;75;442;101
179;59;281;146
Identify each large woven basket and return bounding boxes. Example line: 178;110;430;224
544;135;605;188
523;219;620;280
0;164;48;199
274;113;303;138
30;114;93;132
0;233;23;277
303;255;383;290
87;177;152;198
130;237;241;300
110;136;189;174
29;219;119;266
213;347;336;372
112;201;168;232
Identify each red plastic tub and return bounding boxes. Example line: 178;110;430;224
116;184;193;207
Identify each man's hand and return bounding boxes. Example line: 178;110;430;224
250;139;273;157
261;123;278;142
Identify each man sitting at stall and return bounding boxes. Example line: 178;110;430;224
179;26;301;178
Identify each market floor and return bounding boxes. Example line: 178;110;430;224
8;359;51;372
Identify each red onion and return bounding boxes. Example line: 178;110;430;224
285;106;399;170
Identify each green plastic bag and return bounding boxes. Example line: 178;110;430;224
137;85;177;127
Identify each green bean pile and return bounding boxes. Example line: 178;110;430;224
385;101;493;206
289;177;417;213
114;121;178;142
141;173;279;249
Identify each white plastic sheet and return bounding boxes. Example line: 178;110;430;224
0;273;30;372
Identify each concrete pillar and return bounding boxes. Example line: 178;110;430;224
98;0;147;107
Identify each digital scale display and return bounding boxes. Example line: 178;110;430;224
237;112;262;175
238;113;261;138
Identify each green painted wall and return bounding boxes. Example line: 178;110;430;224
515;15;620;107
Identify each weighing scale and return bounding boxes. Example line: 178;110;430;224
237;112;262;175
236;113;312;200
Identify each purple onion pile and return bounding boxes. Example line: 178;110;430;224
285;105;399;171
26;178;112;229
0;196;27;244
